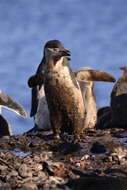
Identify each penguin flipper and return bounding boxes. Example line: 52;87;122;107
28;73;44;88
0;93;27;118
75;67;116;82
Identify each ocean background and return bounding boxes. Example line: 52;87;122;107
0;0;127;134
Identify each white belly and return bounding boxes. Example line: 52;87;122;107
34;86;51;130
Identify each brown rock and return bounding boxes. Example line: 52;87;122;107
67;177;127;190
18;164;30;178
90;141;107;154
0;183;12;190
21;183;38;190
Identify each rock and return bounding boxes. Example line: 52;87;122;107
67;176;127;190
0;183;12;190
0;127;127;189
18;164;32;178
34;163;43;171
21;183;38;190
90;141;107;154
37;171;47;179
97;107;111;118
10;170;18;177
0;165;8;170
96;108;112;129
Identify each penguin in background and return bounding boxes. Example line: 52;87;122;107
97;66;127;129
111;66;127;127
0;92;27;136
35;43;85;138
74;67;116;130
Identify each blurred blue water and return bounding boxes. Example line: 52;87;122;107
0;0;127;134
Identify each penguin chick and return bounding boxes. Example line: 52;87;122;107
75;67;116;130
44;46;86;138
28;40;71;132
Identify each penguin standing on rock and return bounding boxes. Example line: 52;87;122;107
0;92;27;136
28;40;86;138
43;43;86;138
29;40;68;132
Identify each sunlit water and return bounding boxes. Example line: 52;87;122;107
0;0;127;134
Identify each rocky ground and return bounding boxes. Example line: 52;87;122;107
0;128;127;189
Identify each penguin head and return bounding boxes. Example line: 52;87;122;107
119;66;127;79
119;66;127;72
44;40;71;62
44;40;65;50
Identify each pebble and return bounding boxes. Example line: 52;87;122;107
90;141;107;154
10;170;18;177
21;182;38;190
18;164;30;178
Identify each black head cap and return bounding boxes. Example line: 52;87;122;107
44;40;65;50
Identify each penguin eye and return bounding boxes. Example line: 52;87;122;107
53;48;59;52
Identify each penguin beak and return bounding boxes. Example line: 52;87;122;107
59;48;71;60
0;93;27;118
46;47;71;60
60;48;71;57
